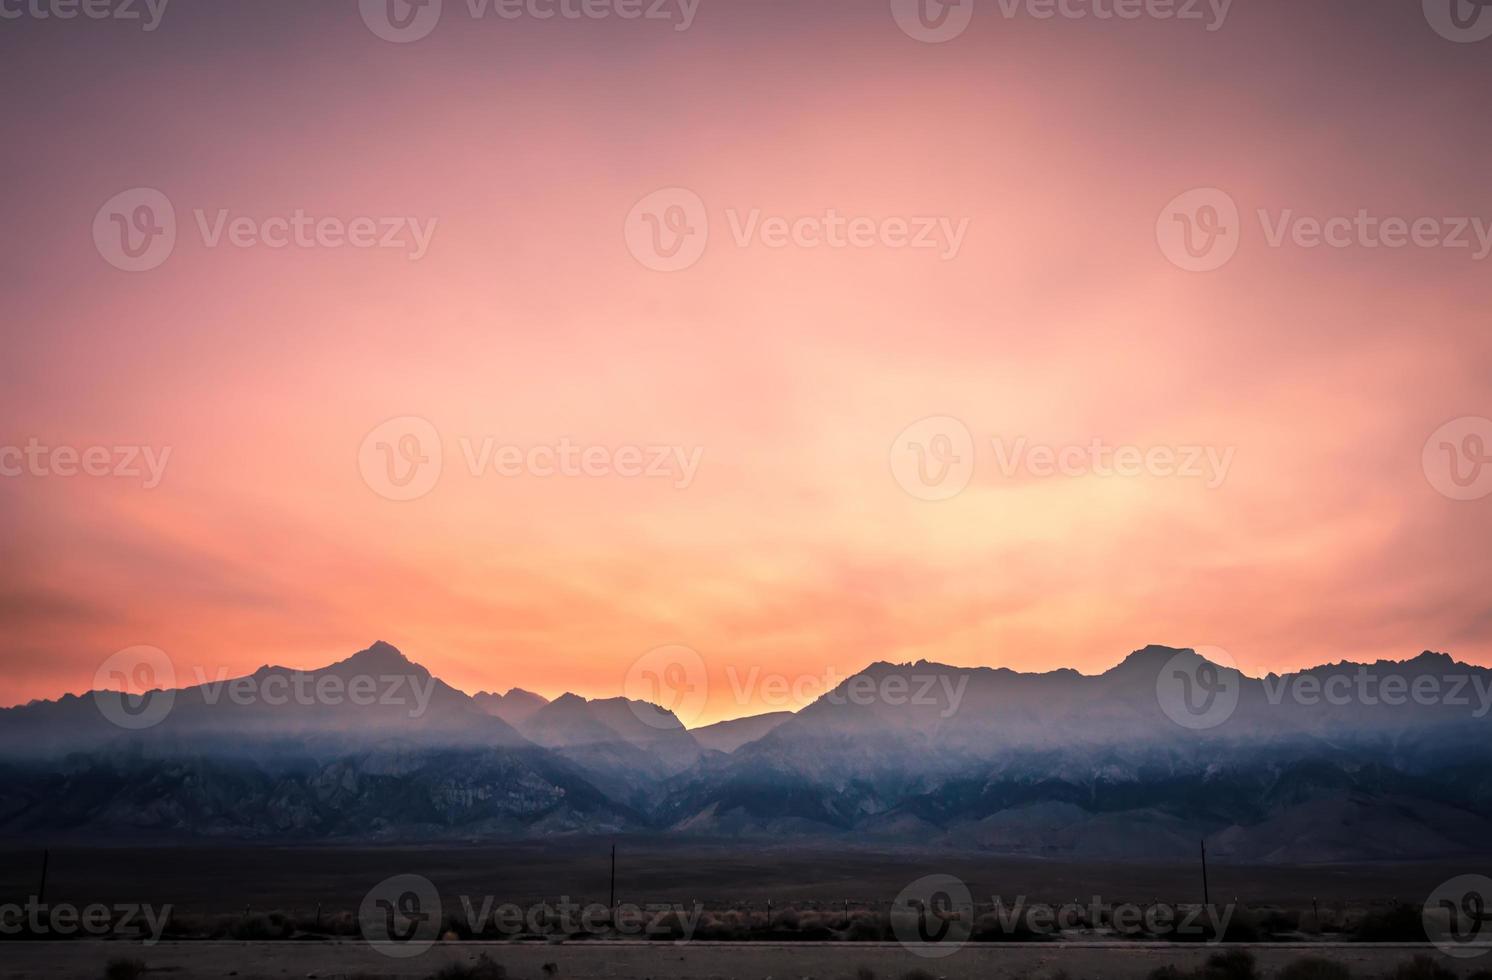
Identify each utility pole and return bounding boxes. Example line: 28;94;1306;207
609;841;616;910
1200;839;1211;907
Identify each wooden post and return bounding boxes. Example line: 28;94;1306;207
1200;839;1211;908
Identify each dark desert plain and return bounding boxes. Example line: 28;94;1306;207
0;839;1471;912
3;840;1488;979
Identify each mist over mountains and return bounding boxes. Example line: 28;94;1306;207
2;641;1490;863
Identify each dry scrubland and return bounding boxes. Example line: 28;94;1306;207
3;943;1492;980
2;845;1485;979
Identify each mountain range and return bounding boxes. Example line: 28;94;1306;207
2;641;1490;862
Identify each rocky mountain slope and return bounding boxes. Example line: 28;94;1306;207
3;641;1489;860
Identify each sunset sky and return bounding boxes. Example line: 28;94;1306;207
3;0;1490;725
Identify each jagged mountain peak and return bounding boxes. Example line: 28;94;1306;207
331;640;423;675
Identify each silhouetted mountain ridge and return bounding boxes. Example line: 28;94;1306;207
2;641;1488;859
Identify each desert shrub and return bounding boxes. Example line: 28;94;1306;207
644;908;690;940
844;913;884;942
440;913;474;941
1145;950;1258;980
229;912;292;940
1278;957;1353;980
325;909;358;936
693;911;744;941
1387;957;1455;980
1148;969;1189;980
1352;903;1425;942
426;954;507;980
1254;906;1301;937
1202;950;1259;980
1215;907;1261;944
970;910;1048;942
104;959;146;980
